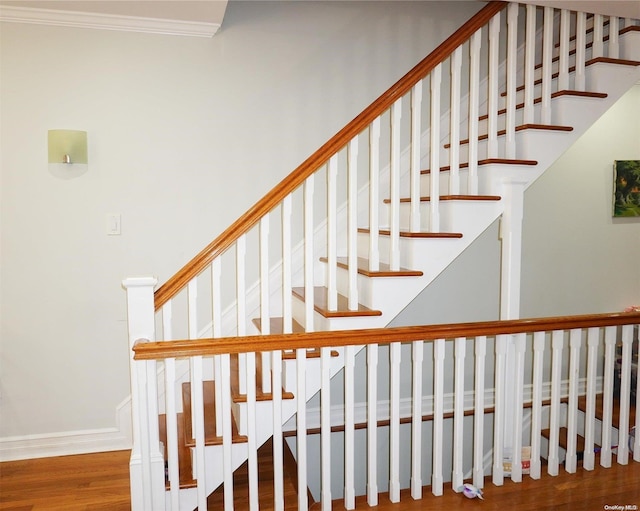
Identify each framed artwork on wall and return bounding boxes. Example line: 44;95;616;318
613;160;640;217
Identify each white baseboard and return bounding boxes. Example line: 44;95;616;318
0;397;132;462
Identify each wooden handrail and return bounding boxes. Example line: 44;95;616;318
153;1;507;311
133;311;640;360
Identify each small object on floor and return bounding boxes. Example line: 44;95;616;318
461;483;484;500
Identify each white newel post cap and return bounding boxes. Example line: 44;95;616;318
122;276;158;289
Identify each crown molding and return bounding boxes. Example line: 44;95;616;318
0;5;221;37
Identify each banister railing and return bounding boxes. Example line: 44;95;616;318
134;312;640;359
153;1;506;311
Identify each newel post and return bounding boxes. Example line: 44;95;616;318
122;277;165;511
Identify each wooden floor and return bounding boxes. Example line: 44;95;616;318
1;449;639;510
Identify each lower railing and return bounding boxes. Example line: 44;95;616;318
127;299;640;511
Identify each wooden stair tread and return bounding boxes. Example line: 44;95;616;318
385;194;501;203
292;286;382;318
445;123;573;148
182;381;248;447
252;317;305;334
319;256;423;277
230;354;295;403
540;427;600;452
577;394;637;430
421;158;538;174
159;412;197;489
494;89;608;111
358;227;463;239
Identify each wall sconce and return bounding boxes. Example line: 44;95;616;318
48;130;88;178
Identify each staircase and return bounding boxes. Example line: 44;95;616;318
123;3;640;510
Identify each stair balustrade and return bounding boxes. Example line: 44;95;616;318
124;1;640;509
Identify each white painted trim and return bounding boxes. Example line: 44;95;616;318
0;397;132;461
0;5;221;38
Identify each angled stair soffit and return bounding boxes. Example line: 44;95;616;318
0;0;228;37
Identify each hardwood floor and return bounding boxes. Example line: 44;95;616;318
1;449;639;510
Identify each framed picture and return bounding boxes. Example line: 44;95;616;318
613;160;640;217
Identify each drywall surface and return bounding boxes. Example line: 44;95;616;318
521;84;640;317
0;1;483;451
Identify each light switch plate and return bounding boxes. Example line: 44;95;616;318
107;214;121;235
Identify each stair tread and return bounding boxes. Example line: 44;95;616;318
577;394;637;430
319;256;423;277
230;354;295;402
540;426;600;452
291;286;382;318
252;317;305;334
421;158;538;174
445;123;573;148
159;412;197;489
181;381;248;447
384;194;501;203
494;89;608;111
358;227;464;239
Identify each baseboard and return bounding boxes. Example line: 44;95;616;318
0;397;132;461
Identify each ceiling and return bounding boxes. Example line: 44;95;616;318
0;1;638;38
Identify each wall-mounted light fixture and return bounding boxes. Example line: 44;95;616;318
48;129;88;177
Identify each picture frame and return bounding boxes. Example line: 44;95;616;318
613;160;640;217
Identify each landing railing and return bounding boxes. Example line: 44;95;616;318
131;311;640;510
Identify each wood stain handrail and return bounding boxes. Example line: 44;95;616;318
153;1;507;311
133;311;640;360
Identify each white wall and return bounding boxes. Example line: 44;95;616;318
521;84;640;317
0;1;484;454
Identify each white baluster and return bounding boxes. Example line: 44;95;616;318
449;48;462;194
272;349;284;510
523;4;536;124
246;352;259;510
236;236;247;395
558;9;570;91
188;280;199;438
321;347;332;510
220;353;234;511
165;357;180;511
347;137;359;310
583;327;599;470
565;328;582;474
411;340;424;498
617;324;634;464
601;326;616;467
282;195;293;332
432;338;445;496
260;216;272;393
473;335;486;488
390;99;402;270
367;344;379;506
547;330;564;476
452;337;466;490
468;30;481;195
529;331;545;480
344;345;355;509
211;259;223;434
575;12;587;92
505;3;518;159
410;81;423;231
487;12;500;158
369;119;381;272
609;17;620;59
429;65;441;232
510;332;526;482
305;175;315;331
296;349;308;510
327;157;338;310
191;357;207;510
592;14;604;58
389;342;401;503
493;334;507;486
541;7;554;125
